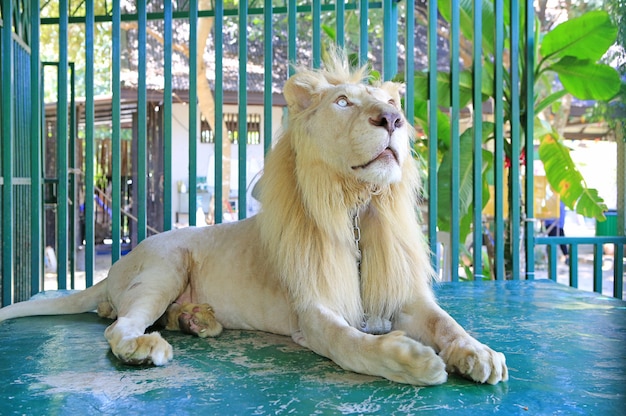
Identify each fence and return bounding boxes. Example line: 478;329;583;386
1;0;624;306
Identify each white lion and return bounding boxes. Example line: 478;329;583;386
0;50;507;386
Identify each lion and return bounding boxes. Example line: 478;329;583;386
0;49;507;385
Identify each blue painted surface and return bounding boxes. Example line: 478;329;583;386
0;280;624;415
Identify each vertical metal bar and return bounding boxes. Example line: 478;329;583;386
163;0;173;231
427;0;438;271
472;0;483;279
30;0;43;295
569;244;578;288
335;0;345;49
382;0;397;80
359;0;369;66
288;0;296;76
614;243;623;299
2;0;14;305
450;0;460;282
493;0;505;279
548;243;557;281
238;2;248;220
263;0;273;156
69;62;76;288
57;0;69;289
404;0;414;124
510;0;521;279
188;0;198;226
84;0;95;287
312;0;321;68
524;0;535;280
111;0;121;263
214;1;224;223
137;0;148;238
593;243;603;293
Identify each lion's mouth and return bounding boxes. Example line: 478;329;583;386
352;147;399;170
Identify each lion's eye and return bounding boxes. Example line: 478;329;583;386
388;99;396;106
335;96;350;108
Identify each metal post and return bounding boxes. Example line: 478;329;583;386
450;0;460;282
238;2;248;220
189;0;198;226
524;0;536;280
427;0;439;272
163;0;173;231
2;0;15;305
84;0;95;286
30;0;43;295
56;0;69;289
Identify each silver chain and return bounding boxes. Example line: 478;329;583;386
353;212;362;276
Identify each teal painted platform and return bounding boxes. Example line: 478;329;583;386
1;280;624;415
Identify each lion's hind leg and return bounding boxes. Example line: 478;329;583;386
158;302;223;338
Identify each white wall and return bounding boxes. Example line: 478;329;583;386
170;103;285;225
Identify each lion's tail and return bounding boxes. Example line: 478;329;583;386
0;279;108;323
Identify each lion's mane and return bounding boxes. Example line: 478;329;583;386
258;50;435;328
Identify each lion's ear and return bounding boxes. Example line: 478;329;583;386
284;72;329;114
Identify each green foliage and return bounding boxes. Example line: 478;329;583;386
539;10;617;62
417;7;619;247
538;128;608;220
437;125;494;240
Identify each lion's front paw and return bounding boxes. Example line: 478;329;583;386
375;331;448;386
113;332;174;366
439;337;508;384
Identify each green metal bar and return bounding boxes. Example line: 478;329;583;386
450;0;460;282
84;0;94;287
188;0;198;226
614;243;623;299
335;0;345;49
493;0;505;280
69;62;76;288
359;0;368;66
137;0;147;239
535;236;626;245
111;0;121;263
569;244;578;288
404;0;414;125
2;0;14;305
381;0;396;80
510;0;521;279
163;0;173;231
263;0;272;156
238;2;248;220
30;0;43;295
593;243;603;293
214;1;224;224
288;0;296;76
427;0;438;271
40;2;376;25
57;0;69;289
524;0;535;280
548;243;557;281
472;0;483;279
312;0;321;68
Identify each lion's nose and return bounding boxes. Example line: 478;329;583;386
369;111;403;136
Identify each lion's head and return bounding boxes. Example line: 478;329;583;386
258;50;430;326
282;53;412;188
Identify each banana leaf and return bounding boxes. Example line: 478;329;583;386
538;133;608;221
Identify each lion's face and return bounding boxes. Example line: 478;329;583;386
285;74;410;187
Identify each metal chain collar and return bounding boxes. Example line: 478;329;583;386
353;211;362;276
